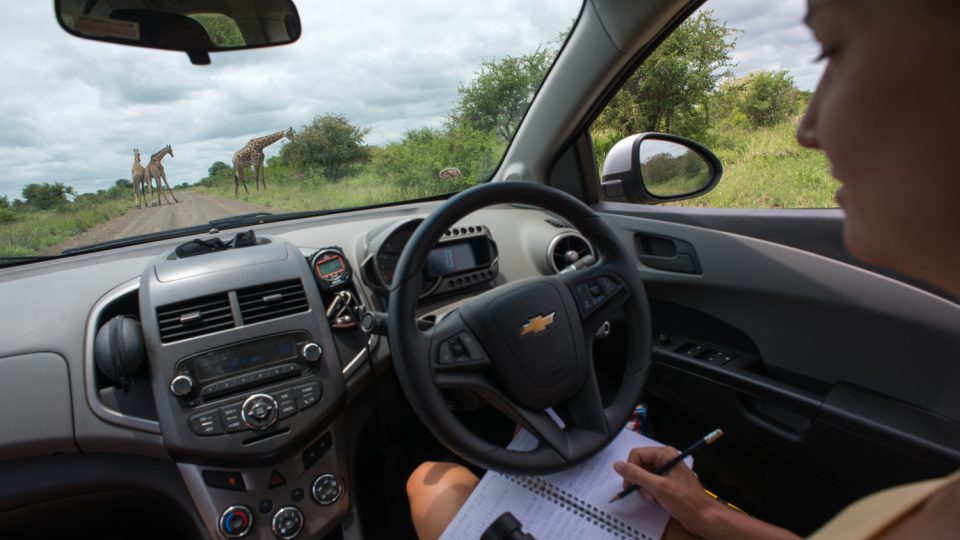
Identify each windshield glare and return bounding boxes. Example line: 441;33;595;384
0;1;581;258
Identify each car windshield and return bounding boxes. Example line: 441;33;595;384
0;1;581;259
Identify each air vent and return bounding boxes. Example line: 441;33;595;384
545;219;571;229
548;233;593;273
157;293;234;343
238;279;309;324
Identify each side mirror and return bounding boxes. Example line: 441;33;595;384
55;0;302;65
601;133;722;204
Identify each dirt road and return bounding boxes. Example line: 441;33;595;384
44;191;279;255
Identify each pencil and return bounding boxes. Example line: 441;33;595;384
609;428;724;503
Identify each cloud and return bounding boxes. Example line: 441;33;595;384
0;0;822;201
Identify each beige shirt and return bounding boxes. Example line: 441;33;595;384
808;470;960;539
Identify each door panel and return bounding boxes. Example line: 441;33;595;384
596;206;960;534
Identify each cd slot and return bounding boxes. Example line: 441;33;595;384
200;362;302;401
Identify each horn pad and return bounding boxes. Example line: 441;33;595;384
460;279;587;409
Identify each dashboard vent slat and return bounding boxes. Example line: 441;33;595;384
156;293;234;343
237;279;309;324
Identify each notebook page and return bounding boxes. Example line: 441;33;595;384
441;428;691;540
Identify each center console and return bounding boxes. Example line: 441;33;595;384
139;236;352;539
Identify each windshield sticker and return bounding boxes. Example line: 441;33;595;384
439;167;461;180
74;15;140;41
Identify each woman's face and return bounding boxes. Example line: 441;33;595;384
797;0;960;294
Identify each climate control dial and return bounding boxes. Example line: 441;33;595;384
241;393;279;431
219;505;253;538
311;473;343;506
271;506;304;539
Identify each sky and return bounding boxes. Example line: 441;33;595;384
0;0;823;201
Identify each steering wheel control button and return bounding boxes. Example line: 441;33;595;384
189;411;224;436
300;342;322;363
295;383;321;410
219;505;253;539
311;473;343;506
271;506;304;540
302;432;333;470
241;393;279;431
269;469;287;489
169;374;194;396
203;470;246;491
436;333;488;370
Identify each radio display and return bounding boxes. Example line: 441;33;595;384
190;334;298;382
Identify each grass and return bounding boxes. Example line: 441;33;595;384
678;119;838;208
0;198;131;257
196;170;467;213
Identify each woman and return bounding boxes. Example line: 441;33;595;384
408;0;960;537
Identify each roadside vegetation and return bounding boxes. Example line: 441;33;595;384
0;182;134;256
2;10;835;257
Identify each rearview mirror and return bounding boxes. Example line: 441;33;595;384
601;133;722;204
55;0;301;65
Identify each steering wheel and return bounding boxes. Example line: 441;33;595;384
388;182;651;475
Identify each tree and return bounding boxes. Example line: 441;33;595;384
208;161;230;177
21;182;75;210
281;114;371;180
594;10;737;141
449;47;554;141
740;70;800;127
0;195;8;209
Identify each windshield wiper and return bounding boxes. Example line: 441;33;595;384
0;255;63;269
208;212;274;230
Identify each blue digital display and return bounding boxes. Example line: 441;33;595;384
190;335;298;381
426;242;478;277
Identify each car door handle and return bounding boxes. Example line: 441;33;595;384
636;234;701;274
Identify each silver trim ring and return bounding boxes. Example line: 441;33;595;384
271;506;304;540
546;231;594;273
218;505;253;539
311;473;344;506
241;393;279;431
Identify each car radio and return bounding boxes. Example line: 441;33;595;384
168;331;323;407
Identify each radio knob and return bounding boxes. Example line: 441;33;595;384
301;342;322;363
241;393;279;431
169;374;194;397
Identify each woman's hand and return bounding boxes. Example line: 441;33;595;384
614;447;802;540
613;446;717;536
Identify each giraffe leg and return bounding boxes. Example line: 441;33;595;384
235;167;250;197
160;169;178;203
254;161;263;191
259;159;267;191
153;174;163;206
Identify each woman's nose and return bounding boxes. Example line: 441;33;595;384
796;98;819;149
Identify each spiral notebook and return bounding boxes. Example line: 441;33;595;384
440;427;691;540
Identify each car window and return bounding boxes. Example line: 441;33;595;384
591;0;836;209
0;1;581;259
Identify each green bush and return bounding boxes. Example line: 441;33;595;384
374;126;503;192
0;209;17;224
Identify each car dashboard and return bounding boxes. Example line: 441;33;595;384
0;199;593;540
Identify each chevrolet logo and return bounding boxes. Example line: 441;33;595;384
520;312;555;337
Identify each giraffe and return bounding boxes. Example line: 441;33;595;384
233;128;294;197
146;145;178;205
131;148;151;209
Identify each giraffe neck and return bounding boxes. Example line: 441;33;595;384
250;131;286;151
151;147;171;162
